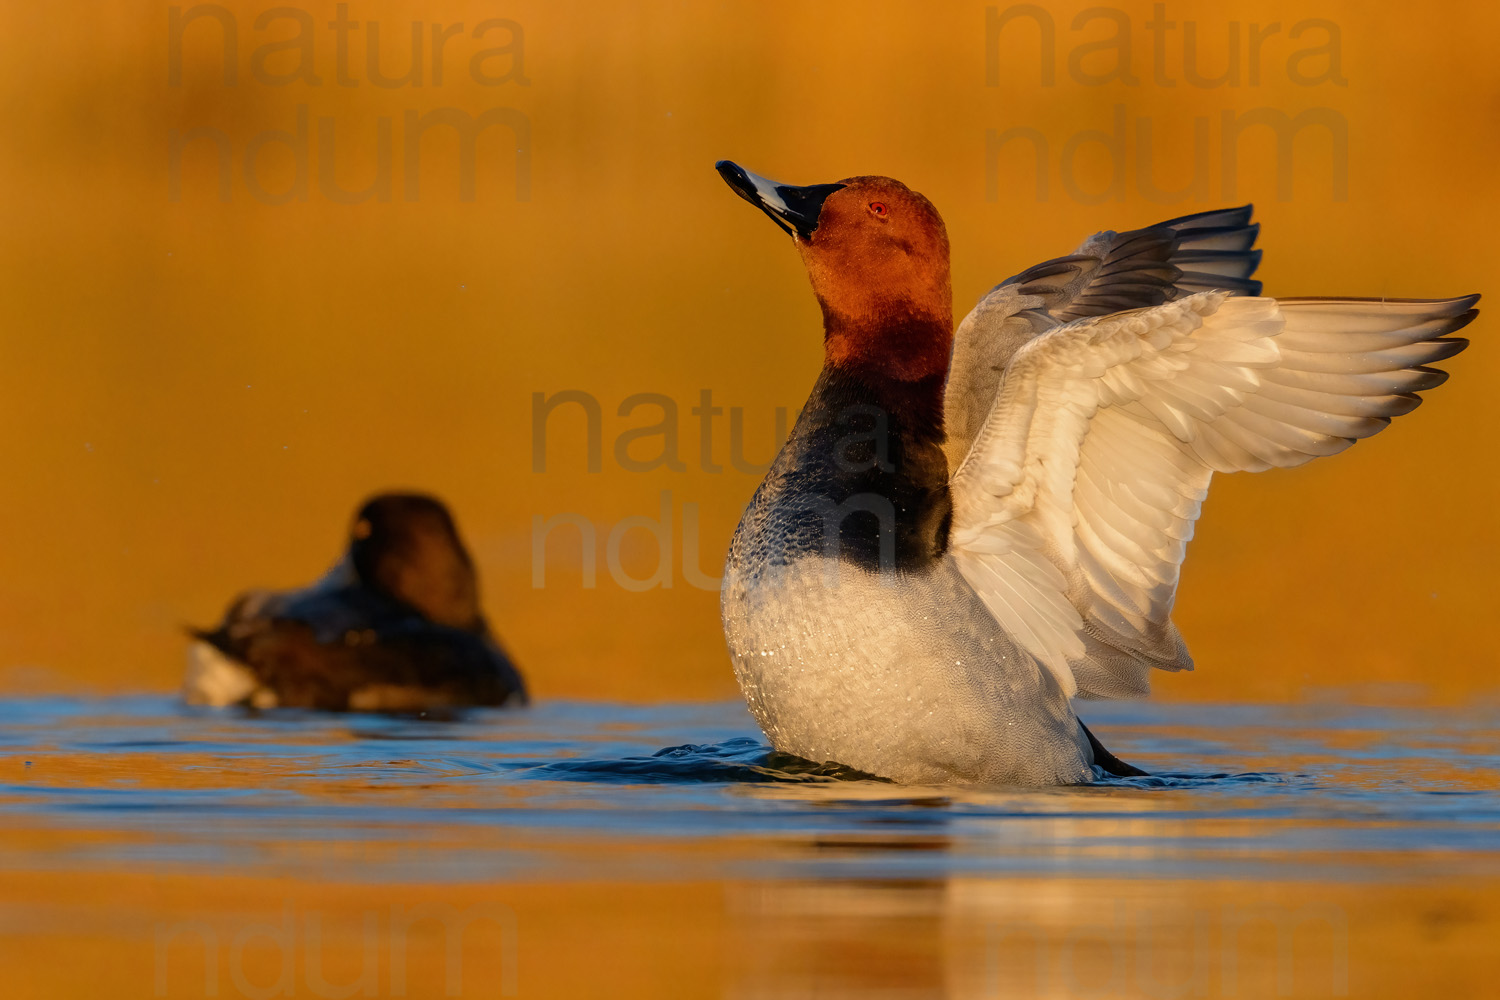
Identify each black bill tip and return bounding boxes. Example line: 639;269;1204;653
714;160;844;240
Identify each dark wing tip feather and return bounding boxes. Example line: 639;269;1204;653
1409;366;1451;391
1278;294;1480;312
1173;247;1263;277
999;206;1265;324
1174;223;1260;253
1161;207;1261;295
1390;392;1424;417
1423;337;1470;364
1446;308;1480;335
1158;204;1255;231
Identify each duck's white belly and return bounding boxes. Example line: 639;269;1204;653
722;554;1092;785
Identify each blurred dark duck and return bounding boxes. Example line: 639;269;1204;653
184;493;527;711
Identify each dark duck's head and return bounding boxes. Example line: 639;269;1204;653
348;493;484;632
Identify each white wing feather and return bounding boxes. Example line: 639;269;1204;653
949;291;1475;698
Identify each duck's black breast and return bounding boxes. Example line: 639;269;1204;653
739;364;952;574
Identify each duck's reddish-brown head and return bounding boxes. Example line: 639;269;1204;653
716;161;953;382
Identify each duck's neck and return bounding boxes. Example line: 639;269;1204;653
818;298;954;465
771;314;954;572
821;297;954;386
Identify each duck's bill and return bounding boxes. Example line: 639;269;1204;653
715;161;844;240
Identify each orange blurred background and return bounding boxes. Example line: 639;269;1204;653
1;0;1496;704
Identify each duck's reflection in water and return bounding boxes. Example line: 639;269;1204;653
728;827;947;997
730;877;951;998
726;858;1373;1000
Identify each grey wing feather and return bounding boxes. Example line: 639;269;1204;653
944;205;1263;470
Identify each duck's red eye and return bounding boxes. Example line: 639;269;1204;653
869;202;888;217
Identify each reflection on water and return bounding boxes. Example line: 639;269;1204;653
0;696;1497;997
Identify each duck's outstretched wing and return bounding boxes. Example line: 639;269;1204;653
947;291;1477;699
945;207;1263;470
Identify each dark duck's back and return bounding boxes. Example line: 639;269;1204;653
184;494;527;712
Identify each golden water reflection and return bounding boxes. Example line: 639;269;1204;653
2;697;1496;997
5;866;1495;998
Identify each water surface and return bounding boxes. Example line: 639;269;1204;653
2;696;1496;998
